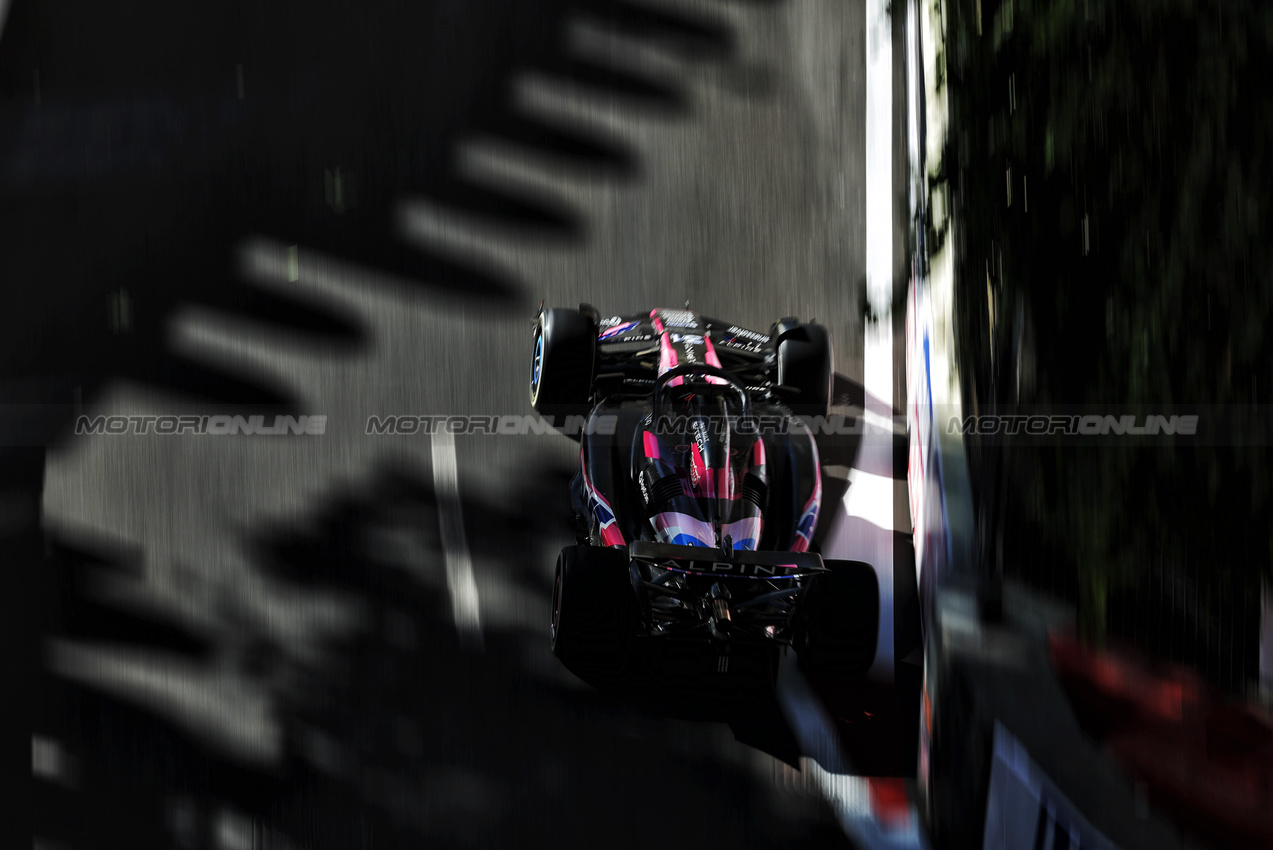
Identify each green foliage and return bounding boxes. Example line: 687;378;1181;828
951;0;1273;632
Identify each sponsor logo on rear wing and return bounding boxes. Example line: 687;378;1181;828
628;541;827;577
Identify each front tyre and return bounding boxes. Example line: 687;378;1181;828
530;307;597;426
771;320;834;417
551;544;637;688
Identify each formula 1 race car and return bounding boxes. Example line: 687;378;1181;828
530;305;881;694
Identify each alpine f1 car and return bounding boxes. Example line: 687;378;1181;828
530;305;881;694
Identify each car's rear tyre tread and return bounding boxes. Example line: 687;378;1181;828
551;545;636;689
794;559;879;677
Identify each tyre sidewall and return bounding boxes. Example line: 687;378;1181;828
531;308;597;425
773;322;834;417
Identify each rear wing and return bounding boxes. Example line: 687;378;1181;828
628;541;827;578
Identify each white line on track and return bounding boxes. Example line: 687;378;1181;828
781;2;927;846
838;0;897;684
809;1;927;846
821;0;896;683
865;0;895;320
841;468;898;533
431;431;483;644
906;0;921;219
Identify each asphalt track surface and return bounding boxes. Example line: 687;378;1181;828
0;1;910;847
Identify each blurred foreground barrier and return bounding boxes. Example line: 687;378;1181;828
904;3;1189;848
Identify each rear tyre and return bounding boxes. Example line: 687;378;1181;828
530;307;597;428
771;320;834;417
551;544;637;688
793;559;879;677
